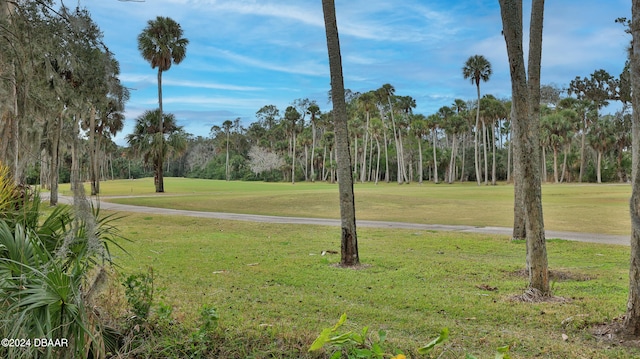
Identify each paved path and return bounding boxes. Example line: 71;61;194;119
48;194;629;246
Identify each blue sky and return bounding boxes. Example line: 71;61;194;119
74;0;631;145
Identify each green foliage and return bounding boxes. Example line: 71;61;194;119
308;313;409;359
156;302;174;325
416;328;448;355
0;169;127;358
310;316;511;359
182;305;220;358
198;304;219;333
118;264;223;358
149;304;220;358
0;222;92;359
122;268;154;323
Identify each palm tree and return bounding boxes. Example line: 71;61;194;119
138;16;189;192
369;117;384;184
307;103;321;181
376;84;407;184
322;0;359;266
396;95;416;183
410;114;428;184
451;99;471;182
462;55;492;185
443;112;467;184
587;115;617;183
610;110;632;182
284;106;301;184
373;97;391;183
479;96;506;185
426;114;440;184
126;109;187;186
222;120;233;181
541;110;577;183
356;92;376;183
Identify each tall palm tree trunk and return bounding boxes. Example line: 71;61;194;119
360;113;369;183
448;134;457;184
553;147;559;183
398;131;409;183
383;128;390;182
368;134;374;181
482;121;489;185
460;133;467;182
156;68;165;192
225;131;230;181
579;119;586;182
474;85;482;185
375;137;381;185
507;128;512;182
560;146;568;183
304;144;309;181
311;122;316;181
292;131;297;184
541;147;547;181
596;150;603;183
322;0;359;266
432;130;438;184
418;135;424;184
491;122;497;185
322;145;327;181
353;132;358;180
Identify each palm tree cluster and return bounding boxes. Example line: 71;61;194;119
174;67;630;185
0;1;128;203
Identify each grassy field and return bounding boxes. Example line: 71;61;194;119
68;177;633;235
71;178;638;357
109;213;635;358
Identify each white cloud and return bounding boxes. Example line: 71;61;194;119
207;47;327;77
139;95;270;109
164;79;263;91
120;74;264;91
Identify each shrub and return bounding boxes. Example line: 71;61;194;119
0;162;127;359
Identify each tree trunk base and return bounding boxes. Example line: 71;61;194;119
509;287;566;303
591;316;640;343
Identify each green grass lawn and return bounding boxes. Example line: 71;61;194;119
70;177;632;235
110;212;636;358
70;178;640;357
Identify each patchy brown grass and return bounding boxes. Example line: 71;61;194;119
592;317;640;351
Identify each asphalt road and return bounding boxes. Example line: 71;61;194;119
47;194;629;246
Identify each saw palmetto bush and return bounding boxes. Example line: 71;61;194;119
0;163;127;359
